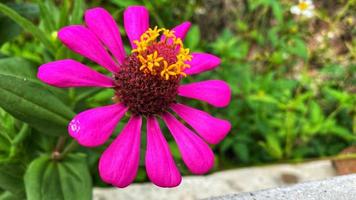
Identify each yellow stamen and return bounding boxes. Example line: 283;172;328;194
131;26;192;80
298;2;309;10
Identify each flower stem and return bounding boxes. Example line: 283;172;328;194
55;136;67;152
12;123;30;145
59;139;78;159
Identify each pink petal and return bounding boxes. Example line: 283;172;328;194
185;53;221;75
145;117;181;187
124;6;149;48
68;103;127;147
171;103;231;144
85;7;126;64
38;59;114;88
99;116;142;188
162;112;214;174
161;21;191;44
58;25;118;72
178;80;231;107
172;21;191;40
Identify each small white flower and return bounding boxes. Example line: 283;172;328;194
290;0;315;18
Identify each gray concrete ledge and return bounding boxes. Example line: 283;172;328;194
207;174;356;200
94;160;337;200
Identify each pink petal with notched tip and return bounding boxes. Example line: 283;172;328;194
85;7;126;64
38;59;114;88
162;112;214;175
172;21;191;40
161;21;191;42
145;117;182;187
171;103;231;144
58;25;118;72
185;53;221;75
68;103;127;147
124;6;149;48
178;80;231;107
99;116;142;188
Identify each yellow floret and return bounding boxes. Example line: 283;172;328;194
131;26;192;80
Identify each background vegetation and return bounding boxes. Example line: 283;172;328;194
0;0;355;199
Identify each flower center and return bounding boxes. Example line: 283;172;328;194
114;27;192;116
298;2;309;10
132;27;192;80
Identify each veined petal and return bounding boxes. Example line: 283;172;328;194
185;53;221;75
146;117;181;187
38;59;114;88
85;7;126;64
124;6;149;48
58;25;118;72
68;103;128;147
178;80;231;107
162;112;214;174
99;116;142;188
171;103;231;144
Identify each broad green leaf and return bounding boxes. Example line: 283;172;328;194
0;75;74;135
185;25;200;51
0;57;37;82
0;65;75;135
0;163;26;198
0;57;74;135
0;3;39;45
25;154;92;200
0;3;54;52
0;57;69;103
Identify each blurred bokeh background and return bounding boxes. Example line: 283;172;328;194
0;0;355;199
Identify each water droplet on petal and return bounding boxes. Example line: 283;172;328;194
69;119;81;134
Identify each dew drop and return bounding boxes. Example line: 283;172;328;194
69;119;81;133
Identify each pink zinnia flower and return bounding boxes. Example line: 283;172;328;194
37;6;231;188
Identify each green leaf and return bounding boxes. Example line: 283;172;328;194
0;3;55;52
0;57;38;81
25;154;92;200
0;58;75;135
0;3;39;45
0;163;26;198
110;0;140;7
286;37;308;60
71;0;85;24
185;25;200;50
0;17;21;45
260;134;283;159
270;0;283;23
38;2;56;32
0;190;22;200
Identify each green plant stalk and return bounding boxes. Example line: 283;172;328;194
0;3;55;53
12;123;29;145
55;136;67;152
59;139;79;160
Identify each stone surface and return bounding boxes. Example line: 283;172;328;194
207;174;356;200
93;160;336;200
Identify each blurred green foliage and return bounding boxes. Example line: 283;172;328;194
0;0;355;199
